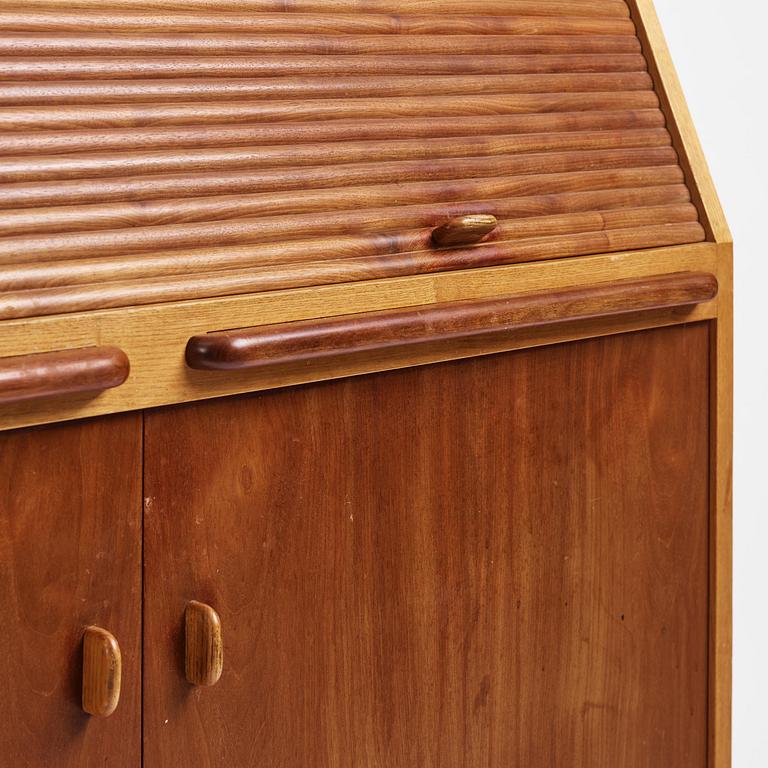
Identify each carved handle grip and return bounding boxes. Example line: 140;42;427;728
431;214;498;247
185;601;224;687
82;627;122;718
0;346;129;405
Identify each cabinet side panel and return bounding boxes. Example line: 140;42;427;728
144;323;709;767
0;413;142;767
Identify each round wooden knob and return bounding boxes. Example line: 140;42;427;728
431;215;498;247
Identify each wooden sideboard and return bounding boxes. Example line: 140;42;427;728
0;1;732;766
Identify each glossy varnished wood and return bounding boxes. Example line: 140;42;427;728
0;345;129;404
0;1;633;16
0;36;645;58
185;271;717;371
0;245;723;431
0;413;142;766
431;214;498;247
144;322;710;767
0;202;699;291
82;627;122;718
184;602;224;687
0;0;703;321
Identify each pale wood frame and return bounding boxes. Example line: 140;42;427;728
628;2;733;766
0;243;722;432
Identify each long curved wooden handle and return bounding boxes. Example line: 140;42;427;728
82;627;122;718
185;601;224;687
0;346;129;405
186;272;718;372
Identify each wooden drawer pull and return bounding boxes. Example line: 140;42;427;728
432;214;498;247
82;627;122;718
0;346;129;405
185;601;224;687
186;272;718;373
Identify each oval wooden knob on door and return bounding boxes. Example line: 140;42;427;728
431;214;498;247
185;601;224;687
82;626;122;718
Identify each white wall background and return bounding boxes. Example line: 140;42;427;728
652;2;768;765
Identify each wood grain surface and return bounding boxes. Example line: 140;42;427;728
431;214;499;247
144;322;710;767
0;0;705;320
0;413;142;766
0;345;129;404
184;602;224;687
81;627;122;718
185;271;717;371
0;244;723;432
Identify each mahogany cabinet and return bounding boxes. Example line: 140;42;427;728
143;324;710;767
0;1;731;766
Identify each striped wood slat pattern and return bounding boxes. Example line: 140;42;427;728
0;0;704;320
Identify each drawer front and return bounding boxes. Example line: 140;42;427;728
0;0;704;321
143;322;709;767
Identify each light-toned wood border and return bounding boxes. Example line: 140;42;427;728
0;242;721;431
709;241;734;768
628;0;731;245
628;2;733;765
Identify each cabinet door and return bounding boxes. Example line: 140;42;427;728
144;323;710;768
0;413;142;767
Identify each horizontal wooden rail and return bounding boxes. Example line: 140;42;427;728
0;346;129;404
185;272;718;372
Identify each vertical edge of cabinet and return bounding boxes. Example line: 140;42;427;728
628;0;731;245
709;241;734;768
625;6;733;758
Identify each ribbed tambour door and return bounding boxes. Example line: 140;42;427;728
0;0;705;320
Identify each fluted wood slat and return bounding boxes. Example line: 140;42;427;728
0;73;656;107
0;186;694;271
0;92;662;132
2;1;631;17
0;34;643;57
0;224;705;321
0;111;668;155
0;12;634;36
1;205;700;291
0;150;680;235
0;128;674;188
0;52;650;80
0;0;704;320
0;179;691;264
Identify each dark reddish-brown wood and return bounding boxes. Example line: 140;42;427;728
0;413;142;766
0;346;129;404
144;322;710;767
185;272;717;371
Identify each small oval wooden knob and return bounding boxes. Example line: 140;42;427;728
82;627;122;718
431;214;498;247
185;601;223;687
